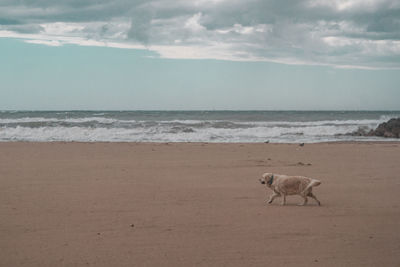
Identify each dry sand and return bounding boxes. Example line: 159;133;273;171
1;142;400;266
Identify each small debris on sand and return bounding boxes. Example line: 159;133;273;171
296;162;312;166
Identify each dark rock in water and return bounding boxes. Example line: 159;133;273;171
182;127;194;133
369;118;400;138
348;126;370;136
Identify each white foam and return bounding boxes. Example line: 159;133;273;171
241;119;385;127
0;113;397;143
0;116;391;128
0;117;130;124
0;123;395;143
0;117;59;123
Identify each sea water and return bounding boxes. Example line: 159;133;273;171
0;110;399;143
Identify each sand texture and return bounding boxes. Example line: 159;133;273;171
1;142;400;266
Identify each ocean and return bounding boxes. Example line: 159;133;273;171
0;110;399;143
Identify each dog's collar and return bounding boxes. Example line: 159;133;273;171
267;174;274;185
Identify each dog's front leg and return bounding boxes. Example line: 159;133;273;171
281;194;286;205
267;192;280;204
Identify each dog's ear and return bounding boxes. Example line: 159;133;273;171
259;178;266;184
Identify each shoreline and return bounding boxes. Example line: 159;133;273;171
0;140;399;144
1;142;399;266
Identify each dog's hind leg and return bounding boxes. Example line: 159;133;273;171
299;195;308;206
267;192;280;204
307;192;321;206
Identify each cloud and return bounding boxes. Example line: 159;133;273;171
1;0;400;68
25;39;61;46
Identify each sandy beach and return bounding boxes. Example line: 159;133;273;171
1;142;399;266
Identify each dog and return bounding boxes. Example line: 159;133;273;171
259;173;321;206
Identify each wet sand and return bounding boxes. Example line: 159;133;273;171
1;142;399;266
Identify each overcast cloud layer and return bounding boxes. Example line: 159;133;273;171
1;0;400;69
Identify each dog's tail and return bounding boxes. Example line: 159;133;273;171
302;179;321;194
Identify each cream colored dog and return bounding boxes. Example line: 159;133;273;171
259;173;321;206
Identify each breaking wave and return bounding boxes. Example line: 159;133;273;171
0;111;398;143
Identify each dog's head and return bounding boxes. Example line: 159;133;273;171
259;173;274;187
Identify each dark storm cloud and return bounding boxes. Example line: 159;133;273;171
1;0;399;68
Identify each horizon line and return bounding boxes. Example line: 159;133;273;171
1;109;400;112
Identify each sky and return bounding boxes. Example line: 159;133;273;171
1;0;400;110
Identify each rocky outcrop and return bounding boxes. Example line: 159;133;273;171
349;118;400;138
368;118;400;138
